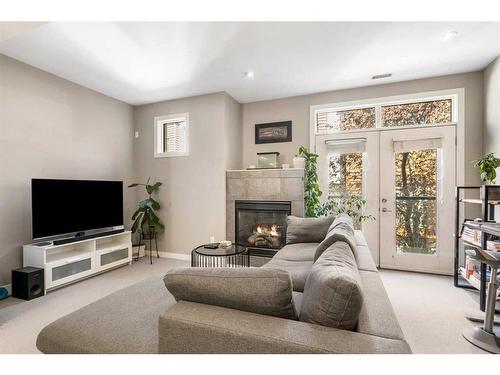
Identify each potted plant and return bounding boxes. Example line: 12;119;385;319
293;152;306;169
297;146;322;217
473;153;500;184
128;177;165;235
317;195;375;229
473;153;500;221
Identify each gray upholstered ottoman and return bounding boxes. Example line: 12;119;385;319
37;277;174;354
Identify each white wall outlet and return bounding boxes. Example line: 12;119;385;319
209;236;215;243
134;131;139;139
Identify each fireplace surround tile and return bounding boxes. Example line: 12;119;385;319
246;178;281;200
281;178;304;201
226;169;304;243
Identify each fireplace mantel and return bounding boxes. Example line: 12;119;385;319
226;168;304;243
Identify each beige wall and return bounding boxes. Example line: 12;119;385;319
484;56;500;155
242;72;484;186
0;54;135;285
132;92;242;256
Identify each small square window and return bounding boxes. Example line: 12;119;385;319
154;113;189;158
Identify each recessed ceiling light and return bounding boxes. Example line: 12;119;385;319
440;31;458;42
372;73;392;80
244;71;255;78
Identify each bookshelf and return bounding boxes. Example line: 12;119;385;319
455;185;500;312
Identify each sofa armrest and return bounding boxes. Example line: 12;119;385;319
159;301;412;354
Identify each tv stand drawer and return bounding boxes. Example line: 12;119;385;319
45;253;95;289
97;246;131;270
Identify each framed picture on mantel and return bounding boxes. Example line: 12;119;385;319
255;121;292;144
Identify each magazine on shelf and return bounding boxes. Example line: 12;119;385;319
460;220;500;251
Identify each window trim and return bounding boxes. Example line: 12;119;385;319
154;113;189;158
310;90;459;137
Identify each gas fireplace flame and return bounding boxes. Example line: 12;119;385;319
255;224;280;237
247;223;282;249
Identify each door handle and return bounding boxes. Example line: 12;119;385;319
382;207;392;212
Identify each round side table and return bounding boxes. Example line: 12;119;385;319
191;243;249;268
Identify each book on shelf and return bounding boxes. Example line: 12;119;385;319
459;259;500;294
460;220;500;250
460;221;481;244
465;256;481;279
487;240;500;251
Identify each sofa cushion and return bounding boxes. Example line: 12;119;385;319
354;230;368;246
352;231;377;272
356;270;404;340
327;214;354;233
314;220;356;262
262;258;313;292
286;215;335;244
274;242;318;262
299;241;363;330
36;277;174;353
163;267;297;319
355;244;378;272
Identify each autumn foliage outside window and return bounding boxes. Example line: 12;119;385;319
315;98;452;133
395;149;437;254
328;153;364;229
382;99;452;127
316;107;375;133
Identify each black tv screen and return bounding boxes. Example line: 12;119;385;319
32;179;124;239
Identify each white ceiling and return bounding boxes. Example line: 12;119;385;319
1;22;499;105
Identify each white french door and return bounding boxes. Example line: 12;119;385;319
379;126;456;274
316;131;380;264
315;125;456;275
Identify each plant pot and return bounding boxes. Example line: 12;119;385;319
293;156;305;169
480;184;500;201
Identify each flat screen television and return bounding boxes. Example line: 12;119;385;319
32;179;124;239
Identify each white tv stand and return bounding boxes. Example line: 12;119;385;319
23;231;132;293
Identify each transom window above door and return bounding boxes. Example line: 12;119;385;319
314;96;455;134
316;107;375;132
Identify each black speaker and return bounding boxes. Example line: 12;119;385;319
12;267;45;300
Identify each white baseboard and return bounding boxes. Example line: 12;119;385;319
0;284;12;297
143;250;190;261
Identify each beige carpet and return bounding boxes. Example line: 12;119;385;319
379;269;491;354
0;258;492;354
0;257;188;353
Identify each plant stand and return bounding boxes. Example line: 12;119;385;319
132;227;159;264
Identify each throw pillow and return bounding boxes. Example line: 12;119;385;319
164;267;297;319
314;221;356;261
299;241;363;330
327;213;354;233
286;215;335;244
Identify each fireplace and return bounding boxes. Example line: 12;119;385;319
235;200;291;256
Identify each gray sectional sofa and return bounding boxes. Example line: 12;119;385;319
36;215;411;354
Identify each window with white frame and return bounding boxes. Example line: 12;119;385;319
154;113;189;158
313;96;455;135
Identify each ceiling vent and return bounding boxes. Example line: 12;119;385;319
371;73;392;80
